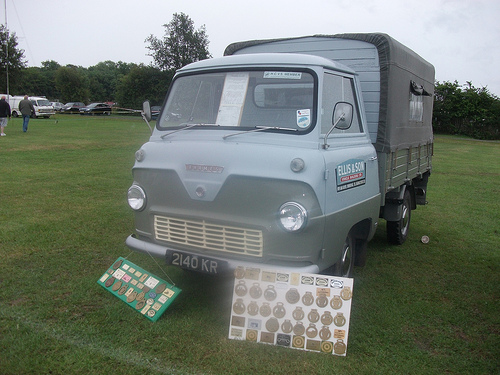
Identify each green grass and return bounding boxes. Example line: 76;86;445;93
0;117;499;374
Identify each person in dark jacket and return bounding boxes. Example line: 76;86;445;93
0;95;11;136
19;95;35;132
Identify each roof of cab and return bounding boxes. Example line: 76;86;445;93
177;53;355;75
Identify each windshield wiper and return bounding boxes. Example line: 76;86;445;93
160;123;219;139
223;126;298;140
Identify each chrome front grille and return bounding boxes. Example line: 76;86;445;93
154;215;263;257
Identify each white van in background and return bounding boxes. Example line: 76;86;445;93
9;96;55;118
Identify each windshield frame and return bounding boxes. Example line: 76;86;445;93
156;67;319;135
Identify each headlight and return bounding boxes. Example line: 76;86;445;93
279;202;308;232
127;185;146;211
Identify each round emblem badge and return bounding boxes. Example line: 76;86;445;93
316;293;328;308
233;298;245;315
247;301;259;316
264;285;277;301
340;287;352;301
293;335;305;348
333;312;346;327
301;291;314;306
334;339;347;355
234;281;247;297
330;295;343;310
293;322;305;336
292;306;305;321
307;309;320;323
147;309;156;318
260;302;271;317
266;318;279;333
321;311;334;326
321;341;334;353
281;319;293;334
273;302;286;318
249;283;262;299
285;288;300;304
306;324;318;338
246;330;258;341
319;326;332;341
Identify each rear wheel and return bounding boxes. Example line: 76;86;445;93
333;233;355;278
387;190;412;244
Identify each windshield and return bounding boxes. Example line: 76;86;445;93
32;99;51;106
158;69;316;132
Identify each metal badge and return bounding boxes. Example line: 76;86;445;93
118;285;128;295
264;285;277;301
147;309;156;318
265;318;279;333
105;276;116;288
306;323;318;338
330;295;343;310
273;302;286;319
292;335;305;348
235;281;247;297
307;309;320;323
293;322;305;336
319;326;332;341
320;341;333;354
136;292;145;302
112;280;122;292
234;266;245;279
333;313;346;327
231;315;245;327
316;293;328;308
340;286;352;301
306;339;321;351
261;271;276;283
233;298;245;315
334;339;347;355
260;302;271;317
246;329;258;341
260;331;275;344
321;311;334;326
277;334;291;347
112;259;123;270
249;283;262;299
247;301;259;316
155;283;166;294
285;288;300;304
292;306;305;321
126;291;138;303
135;300;145;310
334;329;346;340
301;291;314;306
281;319;293;334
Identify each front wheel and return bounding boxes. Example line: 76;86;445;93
387;190;412;245
332;233;355;278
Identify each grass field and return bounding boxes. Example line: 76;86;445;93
0;115;499;374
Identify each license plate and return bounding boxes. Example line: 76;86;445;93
166;251;227;275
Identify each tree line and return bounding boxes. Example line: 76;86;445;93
1;15;498;139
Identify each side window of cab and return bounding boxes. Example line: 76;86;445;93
322;72;363;135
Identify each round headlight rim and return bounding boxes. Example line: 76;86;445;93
278;201;308;233
127;184;147;211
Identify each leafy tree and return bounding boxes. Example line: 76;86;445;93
87;60;134;103
55;65;89;103
116;64;173;109
433;81;500;140
0;25;27;93
146;13;211;71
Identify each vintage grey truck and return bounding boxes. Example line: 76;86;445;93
126;33;434;277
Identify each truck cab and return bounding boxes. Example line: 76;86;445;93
126;53;380;276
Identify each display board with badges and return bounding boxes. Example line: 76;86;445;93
97;257;181;322
228;267;353;356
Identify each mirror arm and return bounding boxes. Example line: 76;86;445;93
322;112;345;149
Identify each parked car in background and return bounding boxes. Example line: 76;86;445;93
61;102;85;114
51;102;64;112
79;103;112;115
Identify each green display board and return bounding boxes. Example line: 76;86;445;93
98;257;181;322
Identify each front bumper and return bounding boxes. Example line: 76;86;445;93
125;234;320;274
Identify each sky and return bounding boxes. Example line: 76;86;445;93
3;0;500;96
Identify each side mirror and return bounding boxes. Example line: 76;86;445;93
333;102;353;130
142;100;152;122
323;102;354;149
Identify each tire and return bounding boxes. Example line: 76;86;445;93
332;233;355;278
387;189;412;245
